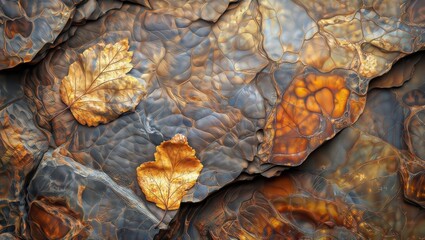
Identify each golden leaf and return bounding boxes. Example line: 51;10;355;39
59;39;145;127
137;134;203;211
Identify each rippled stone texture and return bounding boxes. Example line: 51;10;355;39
26;1;268;215
148;0;238;22
0;0;425;239
259;0;425;166
357;53;425;208
162;100;425;239
160;52;425;239
25;0;425;209
0;0;138;70
0;72;48;237
0;0;74;69
27;148;161;239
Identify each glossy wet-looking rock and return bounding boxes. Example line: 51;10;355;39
160;53;425;239
0;0;425;239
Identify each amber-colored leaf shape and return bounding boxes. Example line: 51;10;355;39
59;39;145;127
137;134;203;211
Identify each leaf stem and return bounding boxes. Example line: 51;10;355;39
46;105;71;122
156;208;168;229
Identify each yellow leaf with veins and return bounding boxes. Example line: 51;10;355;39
137;134;203;211
59;39;145;127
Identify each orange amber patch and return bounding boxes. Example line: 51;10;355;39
260;175;360;231
272;73;351;165
28;200;89;240
29;201;71;239
0;114;31;168
4;17;33;39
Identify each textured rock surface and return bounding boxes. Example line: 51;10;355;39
357;53;425;208
0;0;424;239
0;0;139;70
27;148;160;239
259;0;425;166
161;128;425;239
25;0;425;206
0;72;48;236
160;53;425;239
0;0;75;69
25;1;268;210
